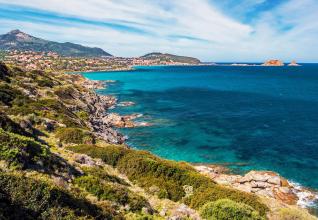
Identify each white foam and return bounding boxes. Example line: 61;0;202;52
289;181;318;208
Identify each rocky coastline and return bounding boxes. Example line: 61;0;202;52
194;165;318;209
80;79;152;143
82;76;318;218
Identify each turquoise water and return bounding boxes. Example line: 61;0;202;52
83;65;318;190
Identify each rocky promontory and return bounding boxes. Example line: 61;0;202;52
195;165;318;209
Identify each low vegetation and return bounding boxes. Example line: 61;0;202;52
67;144;268;216
56;127;95;145
199;199;263;220
277;207;317;220
0;128;49;169
0;173;115;219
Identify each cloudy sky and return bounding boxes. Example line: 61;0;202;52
0;0;317;62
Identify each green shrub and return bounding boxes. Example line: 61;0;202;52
0;173;114;219
75;175;148;211
82;167;128;185
0;62;10;81
0;83;26;106
200;199;263;220
277;207;317;220
0;128;49;169
67;144;268;216
0;112;31;136
54;85;77;100
185;186;267;216
56;128;95;144
76;110;89;121
67;144;128;166
9;98;85;128
75;175;129;204
37;78;54;88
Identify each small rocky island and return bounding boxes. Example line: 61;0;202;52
262;59;285;66
288;60;301;66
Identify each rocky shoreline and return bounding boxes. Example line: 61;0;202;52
194;165;318;209
82;76;318;216
80;78;152;144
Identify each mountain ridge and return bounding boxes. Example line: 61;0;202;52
0;29;112;57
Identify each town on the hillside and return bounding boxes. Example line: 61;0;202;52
1;50;200;72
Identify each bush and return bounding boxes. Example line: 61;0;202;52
67;144;128;166
0;173;114;219
67;144;268;216
82;167;128;185
277;207;317;220
199;199;263;220
9;98;85;128
56;128;95;144
0;112;31;136
54;85;77;100
76;110;89;121
0;128;50;169
75;175;129;204
75;175;148;211
184;185;267;216
0;83;25;106
37;78;54;88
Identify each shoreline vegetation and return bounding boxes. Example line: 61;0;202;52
0;61;317;219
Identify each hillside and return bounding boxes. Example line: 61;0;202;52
0;30;112;57
141;52;201;64
0;62;316;220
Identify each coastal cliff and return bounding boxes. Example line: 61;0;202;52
0;62;316;219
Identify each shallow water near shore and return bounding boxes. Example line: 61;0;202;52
83;65;318;196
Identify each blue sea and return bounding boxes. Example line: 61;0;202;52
83;65;318;190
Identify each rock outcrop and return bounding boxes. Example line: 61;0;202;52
195;166;318;207
288;60;301;66
262;60;284;66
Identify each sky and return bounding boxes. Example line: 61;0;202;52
0;0;317;62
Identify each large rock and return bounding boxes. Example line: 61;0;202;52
194;166;304;205
262;59;284;66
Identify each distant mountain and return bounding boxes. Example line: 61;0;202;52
141;52;201;64
0;30;112;57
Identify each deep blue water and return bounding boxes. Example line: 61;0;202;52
83;65;318;190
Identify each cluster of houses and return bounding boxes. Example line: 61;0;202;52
2;50;192;72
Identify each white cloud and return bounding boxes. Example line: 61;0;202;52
0;0;317;62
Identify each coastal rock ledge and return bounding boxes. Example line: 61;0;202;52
195;166;318;207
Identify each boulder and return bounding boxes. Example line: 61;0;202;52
73;154;96;167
